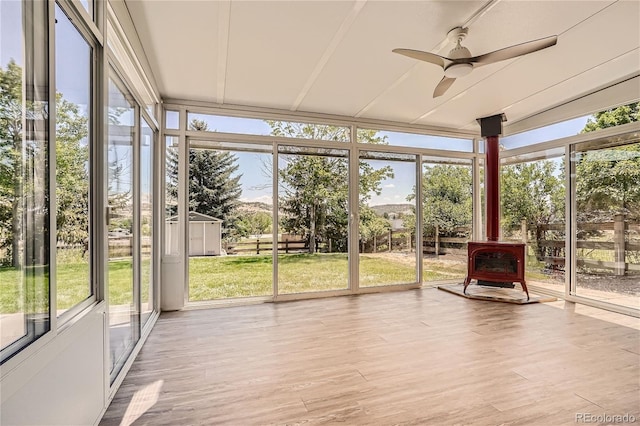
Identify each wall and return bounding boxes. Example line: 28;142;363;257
0;305;106;425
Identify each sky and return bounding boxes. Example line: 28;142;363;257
184;113;590;207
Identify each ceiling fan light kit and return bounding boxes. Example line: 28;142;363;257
393;26;558;97
444;62;473;78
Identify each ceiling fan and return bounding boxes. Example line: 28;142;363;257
392;27;558;98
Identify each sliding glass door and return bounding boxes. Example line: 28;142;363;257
358;151;418;287
572;139;640;310
422;157;472;284
277;146;350;294
186;141;274;301
107;76;138;379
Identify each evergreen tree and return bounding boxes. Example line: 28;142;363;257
165;142;179;217
187;119;242;238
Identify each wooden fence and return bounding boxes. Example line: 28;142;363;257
364;226;470;256
216;216;640;278
506;215;640;276
225;239;310;255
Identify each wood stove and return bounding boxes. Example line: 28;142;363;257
464;241;529;299
463;114;529;300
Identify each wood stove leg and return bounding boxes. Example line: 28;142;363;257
520;281;530;301
463;276;472;295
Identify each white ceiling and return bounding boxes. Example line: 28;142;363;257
125;0;640;134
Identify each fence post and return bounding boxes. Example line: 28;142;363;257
435;224;439;258
614;214;626;276
521;219;528;261
388;230;392;252
257;238;260;255
373;235;377;253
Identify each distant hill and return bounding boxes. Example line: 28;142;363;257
237;201;412;217
237;201;272;213
370;203;413;217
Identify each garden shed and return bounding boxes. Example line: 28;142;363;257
166;212;223;256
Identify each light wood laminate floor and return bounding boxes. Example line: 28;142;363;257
101;288;640;425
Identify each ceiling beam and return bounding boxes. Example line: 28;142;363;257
216;0;231;104
504;74;640;136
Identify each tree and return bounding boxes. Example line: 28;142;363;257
577;102;640;219
236;211;272;238
581;102;639;133
0;60;23;266
500;161;564;230
166;141;179;217
187;119;242;238
274;122;392;253
55;94;89;248
407;164;473;236
278;149;349;253
1;61;89;265
359;206;391;243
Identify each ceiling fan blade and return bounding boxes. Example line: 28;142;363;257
470;35;557;65
433;76;455;98
392;48;450;68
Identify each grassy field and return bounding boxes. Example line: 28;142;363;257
189;253;466;300
0;258;139;314
1;252;466;313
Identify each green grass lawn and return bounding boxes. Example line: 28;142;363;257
0;258;139;314
0;265;50;314
1;253;469;313
189;252;466;301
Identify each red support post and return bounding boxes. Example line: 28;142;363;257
485;135;500;241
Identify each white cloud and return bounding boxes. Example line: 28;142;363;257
383;183;395;188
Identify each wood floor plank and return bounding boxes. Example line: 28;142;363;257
100;289;640;425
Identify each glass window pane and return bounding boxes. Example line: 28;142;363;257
165;136;179;255
278;146;349;294
141;118;154;325
359;151;417;287
165;110;179;130
500;152;566;292
501;116;590;150
188;113;350;142
78;0;93;20
422;159;472;284
358;128;473;152
1;0;50;362
187;144;273;300
574;140;640;310
55;4;92;316
108;76;138;379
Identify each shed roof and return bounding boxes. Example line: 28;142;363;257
167;212;223;223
